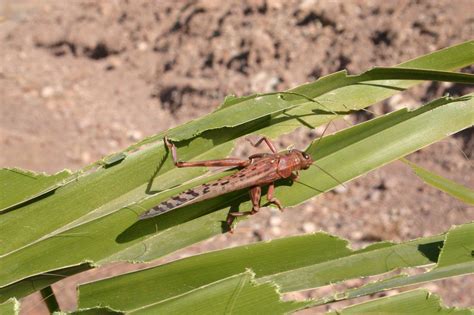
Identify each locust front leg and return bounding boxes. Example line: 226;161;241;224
164;136;250;168
226;186;262;233
291;171;299;181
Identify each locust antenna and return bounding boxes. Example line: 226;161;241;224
307;120;346;188
310;121;332;153
278;91;344;117
312;163;346;188
292;178;323;193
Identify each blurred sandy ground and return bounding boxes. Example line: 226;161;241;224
1;0;472;313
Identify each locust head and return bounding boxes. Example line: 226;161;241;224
290;149;313;170
298;150;313;170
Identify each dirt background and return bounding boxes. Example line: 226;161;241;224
1;0;473;314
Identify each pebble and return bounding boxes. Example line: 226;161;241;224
108;139;119;148
78;118;92;130
302;222;317;233
271;226;281;236
138;42;148;51
111;122;122;131
351;231;363;239
333;185;348;194
384;178;397;189
303;204;314;214
127;130;143;141
41;86;55;98
250;71;279;92
369;190;381;202
320;207;329;215
81;151;91;163
269;216;282;227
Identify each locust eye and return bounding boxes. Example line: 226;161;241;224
302;152;310;159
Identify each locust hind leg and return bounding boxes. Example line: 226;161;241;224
266;182;283;212
246;136;277;153
164;136;250;168
226;186;262;233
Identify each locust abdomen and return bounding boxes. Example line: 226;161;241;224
139;175;241;219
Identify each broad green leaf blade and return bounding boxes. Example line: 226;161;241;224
77;226;458;311
1;41;473;299
258;236;441;292
78;233;349;311
326;289;472;315
127;271;308;315
77;223;472;312
402;159;474;205
0;298;19;315
0;264;90;303
312;222;474;306
436;220;474;268
0;168;72;211
317;262;473;306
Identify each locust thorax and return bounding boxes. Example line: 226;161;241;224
286;149;313;170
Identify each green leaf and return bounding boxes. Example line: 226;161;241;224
1;41;473;301
436;220;474;268
326;289;473;315
0;298;19;315
402;159;474;205
78;233;346;311
0;168;72;211
259;236;440;293
0;264;91;306
77;222;473;312
313;222;474;305
126;271;308;315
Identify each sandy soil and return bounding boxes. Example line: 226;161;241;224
0;0;472;314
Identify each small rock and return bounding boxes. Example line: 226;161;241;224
81;151;91;164
41;86;55;98
111;122;122;131
108;139;119;148
320;207;329;215
303;204;315;214
384;178;397;189
127;130;143;141
78;118;92;131
299;0;318;10
271;226;281;236
302;222;317;233
269;216;282;227
351;231;363;239
387;93;403;110
138;41;148;51
250;71;279;92
369;190;381;202
108;56;122;68
333;185;347;194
